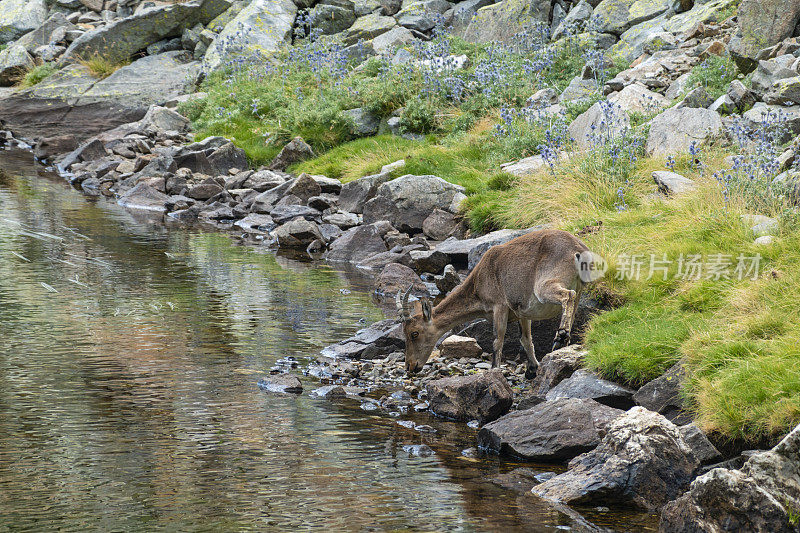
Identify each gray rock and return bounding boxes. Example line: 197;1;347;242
408;249;449;274
727;79;756;111
257;373;303;393
310;174;342;193
322;211;360;228
343;107;380;136
0;44;34;86
323;221;393;263
545;369;635;409
478;398;624;462
0;0;47;44
661;422;800;532
530;345;586;397
208;142;248;175
766;76;800;105
270;205;321;224
652;170;696;195
285;173;322;201
433;263;460;294
677;86;714;109
311;0;357;34
371;25;416;54
678;423;721;465
62;0;230;64
633;362;691;425
708;94;736;114
320;318;404;358
269;136;314;171
435;227;541;270
273;218;324;248
403;443;435;456
552;0;593;40
422;207;462;240
569;100;630;150
646;107;723;157
186;177;224;200
371;174;465;233
448;0;494;34
234;213;276;233
427;369;513;424
16;13;77;54
589;0;671;36
743;102;800;139
202;0;297;72
375;262;428;296
729;0;800;72
608;82;667;113
463;0;550;44
439;334;482;359
532;407;699;511
311;385;347;399
340;171;392;214
117;183;170;213
342;13;396;45
750;58;798;96
238;169;285;191
741;213;779;236
559;75;598;104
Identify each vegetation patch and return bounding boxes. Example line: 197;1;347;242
19;62;57;88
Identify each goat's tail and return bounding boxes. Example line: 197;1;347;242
574;250;607;283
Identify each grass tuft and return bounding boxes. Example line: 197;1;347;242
78;55;130;79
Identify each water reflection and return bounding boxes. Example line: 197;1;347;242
0;150;656;531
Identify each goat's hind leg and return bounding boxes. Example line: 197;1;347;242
491;305;509;369
519;318;538;379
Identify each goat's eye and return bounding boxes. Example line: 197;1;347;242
410;332;419;339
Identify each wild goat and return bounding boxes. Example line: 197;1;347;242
397;229;601;379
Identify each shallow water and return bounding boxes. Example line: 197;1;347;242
0;149;657;532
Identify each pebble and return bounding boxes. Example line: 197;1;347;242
403;444;435;457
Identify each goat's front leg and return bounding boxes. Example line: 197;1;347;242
539;282;576;352
491;305;509;369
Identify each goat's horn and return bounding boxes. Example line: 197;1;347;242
396;285;413;320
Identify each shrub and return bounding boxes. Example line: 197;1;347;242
20;63;57;87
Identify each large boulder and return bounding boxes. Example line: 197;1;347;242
0;44;35;86
323;221;393;263
645;107;723;157
0;0;47;44
202;0;297;73
427;369;513;424
478;398;624;462
370;174;465;233
273;219;324;248
0;52;199;141
608;82;667;113
652;170;696;196
729;0;800;73
661;422;800;532
339;171;393;213
61;0;230;64
545;369;635;409
341;13;396;45
589;0;671;36
311;0;357;35
375;262;428;296
463;0;550;44
633;361;692;425
532;407;700;511
568;100;630;150
117;183;171;213
15;13;77;53
435;227;541;270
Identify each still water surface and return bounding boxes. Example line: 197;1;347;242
0;149;656;531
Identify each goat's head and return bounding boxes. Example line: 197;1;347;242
396;286;438;374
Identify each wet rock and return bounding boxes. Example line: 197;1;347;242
403;444;435;457
339;171;393;213
633;362;691;425
61;0;230;64
371;174;466;233
646;107;723;157
545;370;635;410
33;135;80;161
117;183;170;213
258;373;303;393
427;369;513;424
489;467;543;493
652;170;696;195
61;139;107;169
532;407;699;511
530;345;586;397
661;422;800;532
375;262;428;296
479;398;624;462
679;423;721;465
234;213;275;233
323;221;393;263
320;318;404;359
269;136;314;171
439;335;482;360
273;219;323;248
311;385;347;399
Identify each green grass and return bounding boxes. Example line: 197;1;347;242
78;55;130;79
686;54;740;101
19;63;57;88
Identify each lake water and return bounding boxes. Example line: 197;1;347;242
0;148;656;531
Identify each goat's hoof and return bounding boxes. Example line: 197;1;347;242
551;329;570;352
524;366;538;380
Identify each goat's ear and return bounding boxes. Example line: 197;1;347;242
421;298;433;322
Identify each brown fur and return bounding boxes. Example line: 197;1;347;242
400;229;593;378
